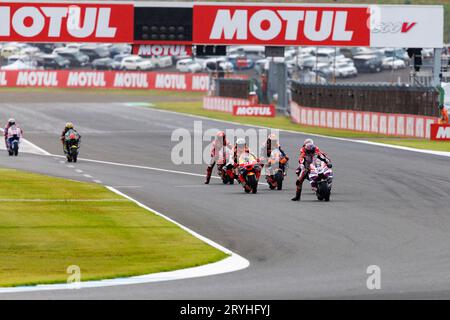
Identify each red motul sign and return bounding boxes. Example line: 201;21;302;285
0;2;133;43
132;44;192;56
233;104;276;117
430;124;450;141
193;5;370;46
0;70;210;91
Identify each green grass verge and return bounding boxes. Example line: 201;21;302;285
152;100;450;152
0;168;227;287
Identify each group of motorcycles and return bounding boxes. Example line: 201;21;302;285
4;127;80;162
214;146;334;201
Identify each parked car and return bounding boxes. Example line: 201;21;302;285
37;54;70;69
120;55;153;71
79;45;110;61
228;45;265;59
340;47;374;59
1;60;37;70
109;44;132;57
92;57;115;70
34;43;62;54
57;49;90;67
176;58;203;73
149;56;173;68
296;53;316;69
382;48;409;61
1;46;20;59
353;55;383;73
312;62;333;79
227;54;255;70
330;61;358;78
382;57;407;70
315;48;341;64
111;54;130;70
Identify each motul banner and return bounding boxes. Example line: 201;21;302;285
0;70;210;91
0;2;134;43
132;44;192;57
430;124;450;141
0;2;443;47
193;4;443;48
233;104;276;117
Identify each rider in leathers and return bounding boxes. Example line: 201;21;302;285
204;131;232;184
291;139;332;201
260;133;288;185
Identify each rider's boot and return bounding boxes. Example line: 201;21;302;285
204;166;213;184
291;181;302;201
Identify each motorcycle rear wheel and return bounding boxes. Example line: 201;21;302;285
275;171;283;190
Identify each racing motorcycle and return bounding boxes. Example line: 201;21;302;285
238;152;261;194
66;140;80;163
216;147;235;184
308;158;334;201
7;134;20;156
265;148;289;190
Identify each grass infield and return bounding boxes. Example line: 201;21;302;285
0;168;227;287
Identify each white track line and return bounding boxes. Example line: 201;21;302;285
49;154;269;185
50;154;222;180
0;187;249;293
146;107;450;158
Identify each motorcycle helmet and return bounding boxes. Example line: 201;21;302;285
267;133;279;148
303;138;314;146
236;138;246;148
8;118;15;125
65;122;74;129
305;143;316;155
216;131;226;145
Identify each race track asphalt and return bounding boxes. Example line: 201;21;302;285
0;101;449;299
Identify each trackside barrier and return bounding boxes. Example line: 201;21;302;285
290;101;438;139
203;96;250;113
0;70;211;92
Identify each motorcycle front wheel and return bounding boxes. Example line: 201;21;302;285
247;174;258;194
